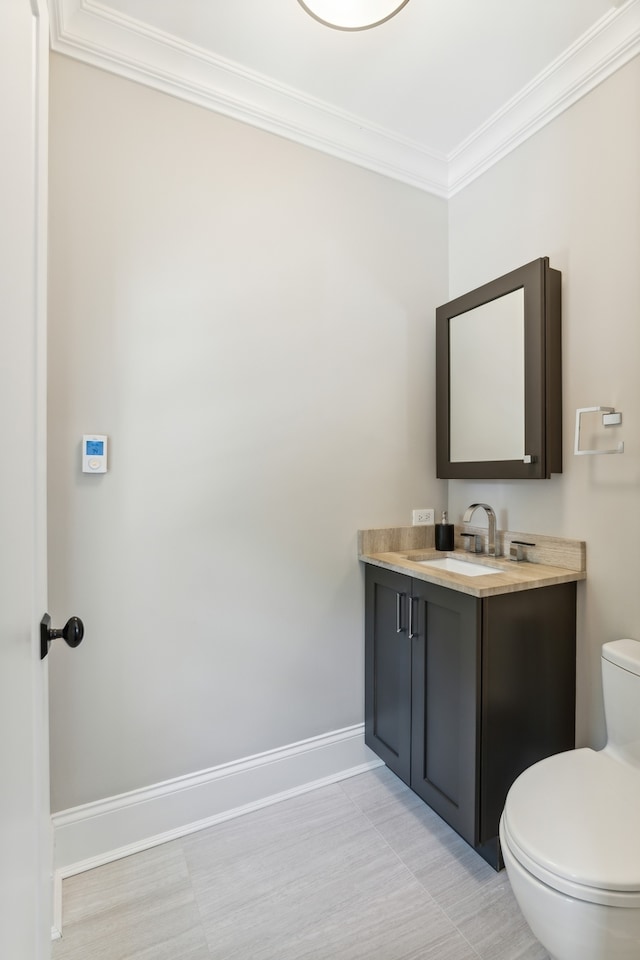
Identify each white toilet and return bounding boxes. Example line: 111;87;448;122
500;638;640;960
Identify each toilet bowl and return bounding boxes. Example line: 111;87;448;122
500;638;640;960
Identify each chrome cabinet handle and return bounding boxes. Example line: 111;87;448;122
408;596;416;639
396;592;405;633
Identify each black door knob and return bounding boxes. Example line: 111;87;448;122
40;613;85;660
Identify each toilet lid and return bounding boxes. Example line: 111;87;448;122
503;748;640;898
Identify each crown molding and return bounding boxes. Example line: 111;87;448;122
49;0;449;195
49;0;640;199
447;0;640;195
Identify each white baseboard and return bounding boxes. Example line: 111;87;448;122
51;723;382;935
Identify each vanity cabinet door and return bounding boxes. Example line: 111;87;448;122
479;583;576;846
364;566;412;784
409;581;481;845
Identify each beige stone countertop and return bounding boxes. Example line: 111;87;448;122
358;526;586;599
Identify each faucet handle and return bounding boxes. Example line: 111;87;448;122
461;532;483;554
509;540;535;562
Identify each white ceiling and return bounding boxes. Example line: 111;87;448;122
50;0;640;196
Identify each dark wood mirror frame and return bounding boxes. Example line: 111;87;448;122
436;257;562;480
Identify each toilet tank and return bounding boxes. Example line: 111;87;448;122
602;638;640;766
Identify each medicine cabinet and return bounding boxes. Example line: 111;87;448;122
436;257;562;480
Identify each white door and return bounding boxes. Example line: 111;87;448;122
0;0;51;956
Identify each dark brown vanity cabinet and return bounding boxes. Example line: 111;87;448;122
364;564;576;869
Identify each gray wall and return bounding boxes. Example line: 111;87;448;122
47;54;448;811
447;57;640;748
49;50;640;815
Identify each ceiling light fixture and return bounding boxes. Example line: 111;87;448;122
297;0;411;31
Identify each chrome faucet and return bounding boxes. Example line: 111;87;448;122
462;503;500;557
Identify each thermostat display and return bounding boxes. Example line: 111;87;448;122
82;435;108;473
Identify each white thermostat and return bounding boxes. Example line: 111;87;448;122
82;435;108;473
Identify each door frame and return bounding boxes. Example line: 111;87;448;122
0;0;51;953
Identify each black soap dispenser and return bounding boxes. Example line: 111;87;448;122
435;511;454;551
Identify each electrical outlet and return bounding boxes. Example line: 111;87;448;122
412;508;435;526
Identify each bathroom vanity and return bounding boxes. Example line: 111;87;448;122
360;526;586;870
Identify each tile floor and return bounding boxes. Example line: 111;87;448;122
52;766;549;960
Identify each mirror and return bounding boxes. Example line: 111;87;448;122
436;257;561;480
449;288;525;462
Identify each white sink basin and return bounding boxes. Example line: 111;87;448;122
414;556;503;577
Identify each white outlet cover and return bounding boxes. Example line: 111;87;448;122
412;509;435;525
